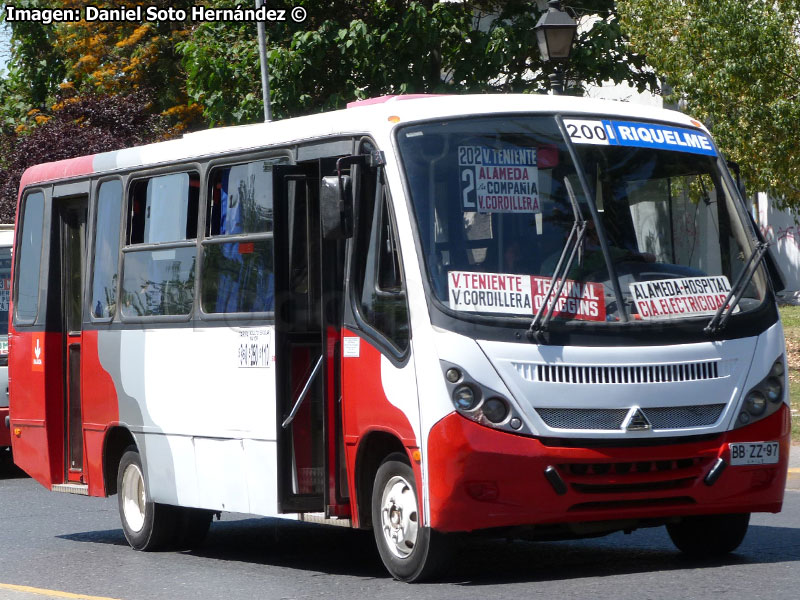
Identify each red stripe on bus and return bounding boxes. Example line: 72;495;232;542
19;155;96;191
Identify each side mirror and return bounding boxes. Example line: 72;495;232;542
320;174;353;240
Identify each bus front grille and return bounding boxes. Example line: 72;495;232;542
516;360;726;384
536;404;725;431
557;456;710;498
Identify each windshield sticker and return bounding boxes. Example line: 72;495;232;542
564;118;717;157
449;271;533;314
531;276;606;322
447;271;605;322
629;276;735;320
458;146;540;214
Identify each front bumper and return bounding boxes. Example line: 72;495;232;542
427;404;790;532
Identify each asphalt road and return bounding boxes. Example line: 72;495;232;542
1;460;799;600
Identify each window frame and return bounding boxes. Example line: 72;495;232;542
348;164;411;361
197;152;291;322
13;188;47;327
88;176;125;324
119;165;202;324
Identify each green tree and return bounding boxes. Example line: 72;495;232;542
0;91;167;220
618;0;800;207
179;0;657;125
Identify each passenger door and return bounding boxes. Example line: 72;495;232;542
55;196;88;482
273;163;327;513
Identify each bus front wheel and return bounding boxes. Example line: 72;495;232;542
371;453;450;582
667;513;750;556
117;446;176;551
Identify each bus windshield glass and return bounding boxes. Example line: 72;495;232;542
397;115;767;324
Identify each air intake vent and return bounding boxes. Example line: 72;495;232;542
537;408;630;430
536;404;726;431
515;360;724;384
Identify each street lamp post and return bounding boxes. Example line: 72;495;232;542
534;0;578;95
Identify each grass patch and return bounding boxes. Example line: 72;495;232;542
778;306;800;441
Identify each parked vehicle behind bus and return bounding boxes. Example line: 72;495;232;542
1;224;12;461
8;95;789;581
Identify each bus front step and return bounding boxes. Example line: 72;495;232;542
297;512;352;528
52;483;88;495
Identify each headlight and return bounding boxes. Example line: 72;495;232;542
483;398;509;423
770;361;784;378
763;377;783;403
445;368;462;383
735;356;785;429
441;360;529;435
745;391;767;416
453;385;480;411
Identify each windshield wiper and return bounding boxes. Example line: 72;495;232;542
528;177;586;341
704;240;769;335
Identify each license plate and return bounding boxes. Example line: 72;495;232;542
729;441;780;465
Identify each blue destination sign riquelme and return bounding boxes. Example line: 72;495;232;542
603;120;717;156
564;118;717;157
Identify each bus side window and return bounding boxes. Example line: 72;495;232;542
121;172;199;318
14;191;45;324
355;185;409;353
201;161;276;314
91;180;123;319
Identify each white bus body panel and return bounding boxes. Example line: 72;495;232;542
98;326;278;515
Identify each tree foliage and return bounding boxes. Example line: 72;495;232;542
1;0;201;129
0;0;659;216
179;0;657;124
0;91;167;220
618;0;800;207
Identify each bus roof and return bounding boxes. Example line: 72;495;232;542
20;94;702;189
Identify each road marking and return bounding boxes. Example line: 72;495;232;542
0;584;121;600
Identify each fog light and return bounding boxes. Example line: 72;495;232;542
510;417;522;430
745;391;767;416
466;481;499;502
453;385;479;411
483;397;509;423
738;412;751;424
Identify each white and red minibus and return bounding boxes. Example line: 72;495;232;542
8;95;790;581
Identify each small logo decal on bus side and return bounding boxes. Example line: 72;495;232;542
343;337;360;358
32;336;44;371
236;328;272;368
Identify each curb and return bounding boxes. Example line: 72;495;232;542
788;468;800;490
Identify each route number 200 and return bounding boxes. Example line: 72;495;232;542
566;121;608;142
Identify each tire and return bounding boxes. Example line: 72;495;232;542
371;453;450;582
116;446;177;551
174;507;214;549
667;513;750;557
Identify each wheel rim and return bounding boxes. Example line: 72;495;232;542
379;474;419;559
121;462;146;533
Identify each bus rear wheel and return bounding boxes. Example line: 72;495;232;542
371;453;450;582
117;446;176;551
667;513;750;556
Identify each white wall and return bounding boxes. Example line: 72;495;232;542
756;192;800;301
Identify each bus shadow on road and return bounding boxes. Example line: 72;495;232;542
439;525;800;585
59;517;386;577
0;458;26;480
56;518;800;583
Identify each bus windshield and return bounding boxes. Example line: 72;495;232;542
397;115;767;324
